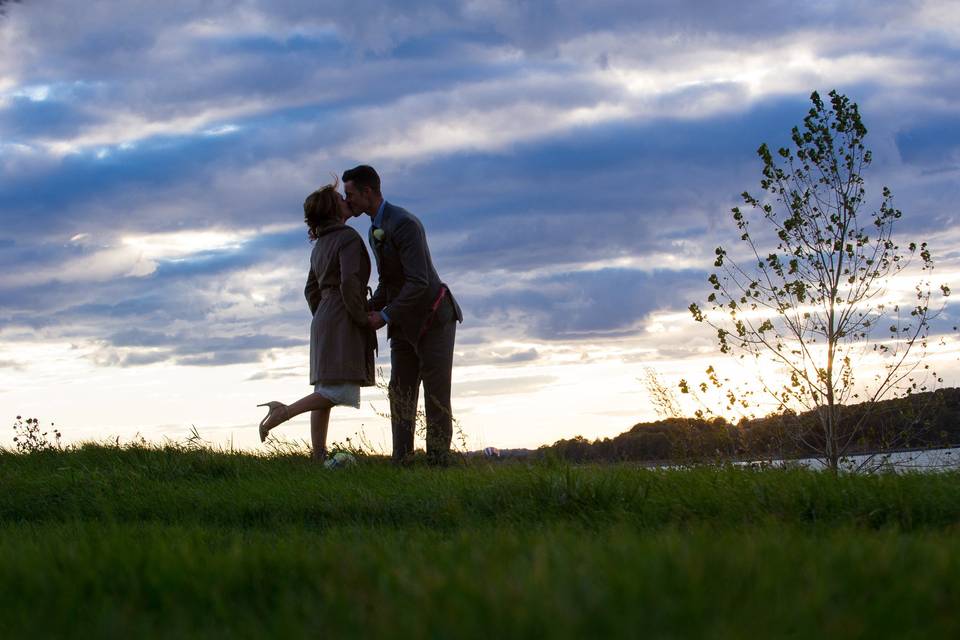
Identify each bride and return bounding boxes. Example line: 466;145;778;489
257;179;376;461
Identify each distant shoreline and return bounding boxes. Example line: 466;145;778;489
468;443;960;467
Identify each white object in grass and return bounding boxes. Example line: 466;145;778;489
324;452;357;469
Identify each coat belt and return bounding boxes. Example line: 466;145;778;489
319;286;339;300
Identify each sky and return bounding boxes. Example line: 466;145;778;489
1;0;959;453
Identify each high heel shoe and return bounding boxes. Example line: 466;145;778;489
257;401;288;442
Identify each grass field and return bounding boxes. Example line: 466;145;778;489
2;445;959;638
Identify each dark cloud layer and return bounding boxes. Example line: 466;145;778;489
466;268;702;340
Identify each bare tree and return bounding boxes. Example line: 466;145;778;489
688;90;951;472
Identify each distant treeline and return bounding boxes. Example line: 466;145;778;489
541;388;960;464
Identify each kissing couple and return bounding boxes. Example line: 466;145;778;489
257;165;463;466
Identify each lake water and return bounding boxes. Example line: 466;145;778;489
738;446;960;473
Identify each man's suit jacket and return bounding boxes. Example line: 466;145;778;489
368;201;463;346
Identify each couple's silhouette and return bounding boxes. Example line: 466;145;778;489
258;165;462;465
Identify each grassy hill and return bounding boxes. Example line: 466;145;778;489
1;444;959;637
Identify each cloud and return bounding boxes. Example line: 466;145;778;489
457;347;541;367
88;329;307;369
895;115;960;168
2;0;959;454
463;267;703;341
454;374;558;397
3;1;952;171
492;347;539;364
1;0;958;386
245;368;302;381
0;358;24;370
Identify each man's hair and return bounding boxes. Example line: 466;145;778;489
342;165;381;194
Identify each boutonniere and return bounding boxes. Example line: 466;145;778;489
372;228;386;242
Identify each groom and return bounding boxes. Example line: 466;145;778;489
342;165;463;465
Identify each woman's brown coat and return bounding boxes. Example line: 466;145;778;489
303;225;376;387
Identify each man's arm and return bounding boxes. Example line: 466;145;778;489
382;216;430;321
368;281;388;312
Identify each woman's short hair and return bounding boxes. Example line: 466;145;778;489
303;178;342;241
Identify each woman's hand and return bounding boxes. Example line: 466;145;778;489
367;311;386;331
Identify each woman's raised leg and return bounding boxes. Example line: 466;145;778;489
258;392;335;442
